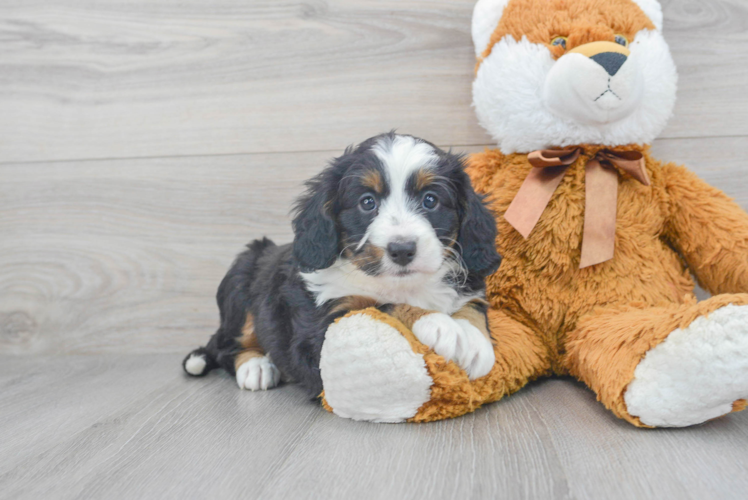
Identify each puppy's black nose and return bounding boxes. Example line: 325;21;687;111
590;52;627;76
387;241;416;266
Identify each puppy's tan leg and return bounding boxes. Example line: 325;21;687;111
329;296;381;317
384;301;494;380
380;303;436;329
451;299;492;342
380;300;491;341
235;314;281;391
234;314;264;368
448;299;494;378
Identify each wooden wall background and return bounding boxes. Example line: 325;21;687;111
4;3;748;499
2;0;748;355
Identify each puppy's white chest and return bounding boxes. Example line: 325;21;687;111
301;261;470;314
372;281;462;313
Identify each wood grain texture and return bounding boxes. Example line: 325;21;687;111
661;0;748;139
0;0;489;163
0;136;741;355
2;355;747;500
2;2;748;497
0;151;321;355
2;0;748;163
0;355;323;499
530;379;748;500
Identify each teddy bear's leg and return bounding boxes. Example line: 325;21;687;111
412;307;552;422
320;307;550;423
565;294;748;427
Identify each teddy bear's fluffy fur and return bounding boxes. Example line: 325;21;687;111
464;145;748;427
318;0;748;426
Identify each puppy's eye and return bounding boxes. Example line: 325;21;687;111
359;195;377;212
614;35;629;47
422;193;438;210
551;36;567;50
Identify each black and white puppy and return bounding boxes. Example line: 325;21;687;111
183;133;501;398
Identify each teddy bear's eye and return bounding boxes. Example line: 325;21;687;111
551;36;567;50
615;35;629;47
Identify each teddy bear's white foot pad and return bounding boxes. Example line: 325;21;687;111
236;356;281;391
625;304;748;427
320;313;433;423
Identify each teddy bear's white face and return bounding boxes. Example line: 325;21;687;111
543;40;644;125
472;0;677;154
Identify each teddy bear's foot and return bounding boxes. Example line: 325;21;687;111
320;310;433;423
624;304;748;427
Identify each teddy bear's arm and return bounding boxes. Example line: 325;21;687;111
662;162;748;294
465;149;506;196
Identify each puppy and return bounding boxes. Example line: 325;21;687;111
183;133;501;398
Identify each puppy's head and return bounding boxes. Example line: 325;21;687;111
292;133;501;279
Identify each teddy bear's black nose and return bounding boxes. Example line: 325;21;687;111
590;52;628;76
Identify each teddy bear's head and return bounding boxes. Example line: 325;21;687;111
472;0;677;154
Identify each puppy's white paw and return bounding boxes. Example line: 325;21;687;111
411;313;465;366
236;356;281;391
453;319;495;380
412;313;495;380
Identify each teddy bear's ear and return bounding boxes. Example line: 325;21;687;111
631;0;663;31
471;0;510;57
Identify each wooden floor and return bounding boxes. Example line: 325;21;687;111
2;0;748;498
3;354;748;500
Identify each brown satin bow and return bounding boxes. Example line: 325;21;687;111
504;147;650;269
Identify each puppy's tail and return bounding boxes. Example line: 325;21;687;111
182;346;218;377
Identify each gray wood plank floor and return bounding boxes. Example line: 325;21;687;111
2;355;748;500
2;0;748;498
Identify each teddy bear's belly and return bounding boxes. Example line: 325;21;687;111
488;204;695;347
475;154;698;358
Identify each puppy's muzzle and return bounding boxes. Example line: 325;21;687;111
387;240;416;267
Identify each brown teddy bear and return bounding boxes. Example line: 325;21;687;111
318;0;748;427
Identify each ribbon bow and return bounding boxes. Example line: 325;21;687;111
504;147;650;269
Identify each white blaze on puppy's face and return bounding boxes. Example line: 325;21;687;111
299;134;483;313
299;133;501;313
367;135;445;276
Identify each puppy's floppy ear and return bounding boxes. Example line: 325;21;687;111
292;171;339;273
458;175;502;277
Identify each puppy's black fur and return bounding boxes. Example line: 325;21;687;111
183;133;501;398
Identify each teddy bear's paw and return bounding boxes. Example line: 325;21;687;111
625;304;748;427
236;356;281;391
453;319;495;380
320;312;433;423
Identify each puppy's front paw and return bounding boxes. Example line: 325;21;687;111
453;319;495;380
236;356;281;391
412;313;495;380
412;313;464;365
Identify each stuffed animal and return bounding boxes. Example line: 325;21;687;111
318;0;748;426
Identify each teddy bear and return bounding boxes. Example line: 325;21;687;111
317;0;748;427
